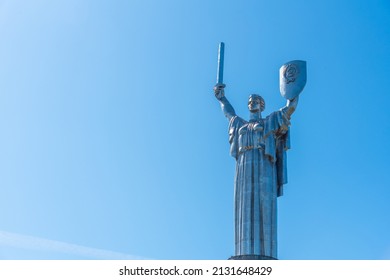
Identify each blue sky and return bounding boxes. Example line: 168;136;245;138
0;0;389;260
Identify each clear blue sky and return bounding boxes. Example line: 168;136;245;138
0;0;389;260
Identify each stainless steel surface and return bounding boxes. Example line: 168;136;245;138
216;42;225;84
279;60;307;100
214;53;305;259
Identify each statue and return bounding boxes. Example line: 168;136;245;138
214;43;306;260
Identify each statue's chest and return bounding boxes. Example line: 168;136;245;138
238;122;265;148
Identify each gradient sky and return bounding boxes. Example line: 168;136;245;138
0;0;389;260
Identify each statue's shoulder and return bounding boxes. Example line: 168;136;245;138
229;115;247;127
266;110;282;118
264;110;285;123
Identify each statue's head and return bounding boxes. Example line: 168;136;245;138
248;94;265;113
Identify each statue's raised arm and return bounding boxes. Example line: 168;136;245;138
275;96;299;135
283;96;299;119
213;83;236;121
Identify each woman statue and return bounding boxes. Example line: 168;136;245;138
214;83;298;260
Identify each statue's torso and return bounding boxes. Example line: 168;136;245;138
237;120;266;155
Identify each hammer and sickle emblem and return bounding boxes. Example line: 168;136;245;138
284;64;298;84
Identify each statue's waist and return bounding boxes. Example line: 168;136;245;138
238;144;265;154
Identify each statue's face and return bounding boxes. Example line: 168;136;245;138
248;96;265;113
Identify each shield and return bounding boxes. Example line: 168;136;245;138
279;60;307;100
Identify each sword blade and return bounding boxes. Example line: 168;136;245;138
216;42;225;84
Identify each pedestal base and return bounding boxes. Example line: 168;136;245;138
228;255;277;260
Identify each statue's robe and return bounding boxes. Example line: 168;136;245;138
228;108;290;258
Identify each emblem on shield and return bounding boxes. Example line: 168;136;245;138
279;60;307;100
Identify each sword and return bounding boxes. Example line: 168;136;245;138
216;42;225;84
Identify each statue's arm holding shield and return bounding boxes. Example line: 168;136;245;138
283;96;299;118
277;60;306;134
276;96;299;135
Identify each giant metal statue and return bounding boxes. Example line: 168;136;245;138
214;42;306;260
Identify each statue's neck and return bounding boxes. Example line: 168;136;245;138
249;111;262;121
